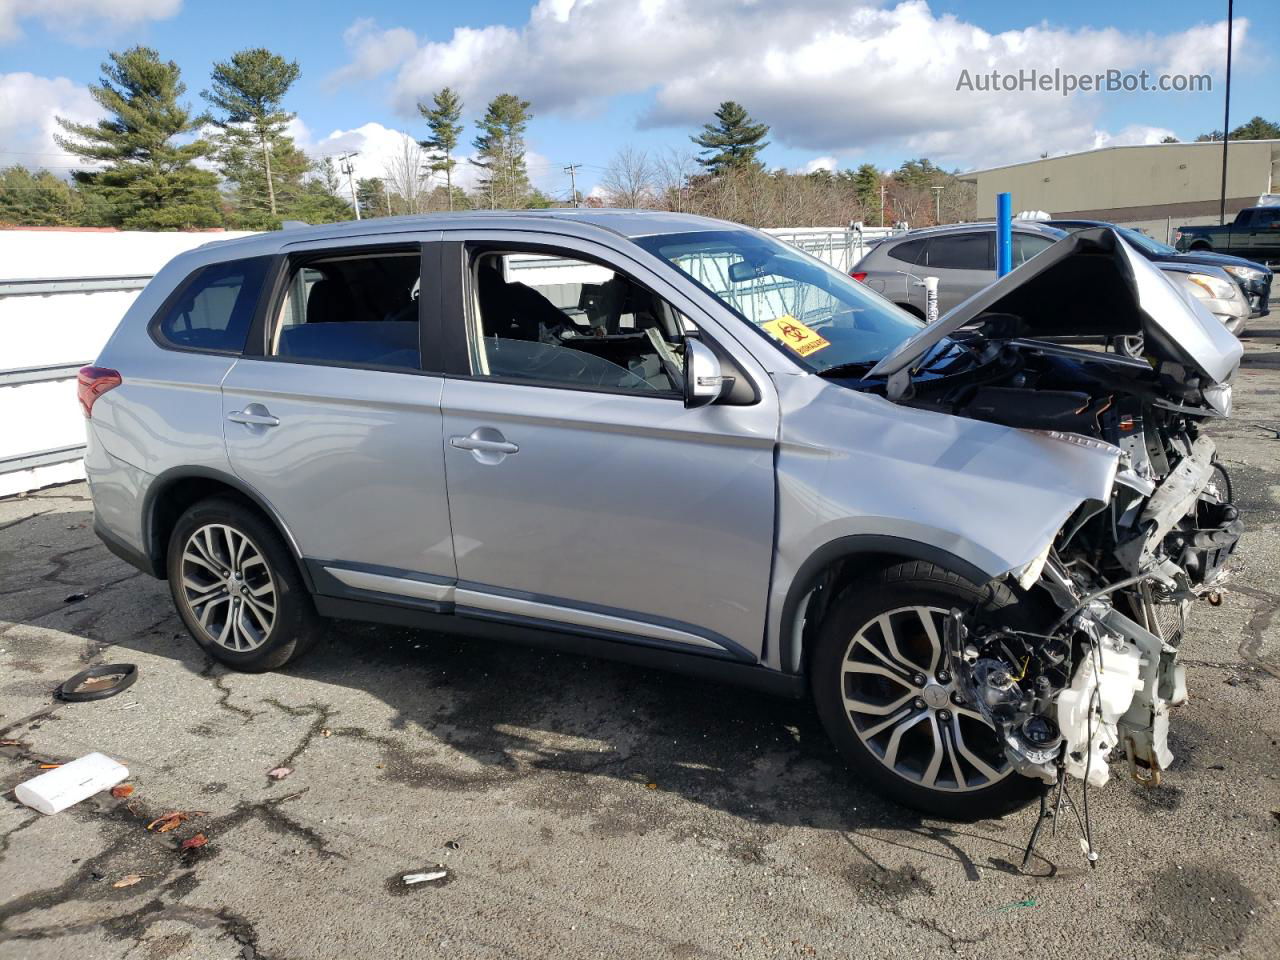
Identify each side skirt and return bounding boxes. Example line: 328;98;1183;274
311;595;805;700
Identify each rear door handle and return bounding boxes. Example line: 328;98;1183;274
227;406;280;427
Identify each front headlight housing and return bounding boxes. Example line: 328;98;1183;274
1221;264;1267;284
1181;272;1237;300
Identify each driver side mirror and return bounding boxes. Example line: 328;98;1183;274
684;338;728;408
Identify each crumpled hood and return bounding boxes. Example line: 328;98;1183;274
870;227;1243;385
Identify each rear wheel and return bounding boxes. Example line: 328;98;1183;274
810;562;1039;819
1114;333;1145;359
167;497;320;672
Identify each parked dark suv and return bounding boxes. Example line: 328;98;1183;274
1049;219;1272;318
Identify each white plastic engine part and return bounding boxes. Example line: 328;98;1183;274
1056;633;1146;787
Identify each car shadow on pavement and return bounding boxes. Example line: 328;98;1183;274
3;502;1046;882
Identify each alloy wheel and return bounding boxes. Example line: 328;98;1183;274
840;605;1010;792
179;523;277;652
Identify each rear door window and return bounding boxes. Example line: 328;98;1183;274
269;249;422;371
925;233;993;270
154;257;270;353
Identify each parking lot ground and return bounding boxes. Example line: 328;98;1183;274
2;327;1279;960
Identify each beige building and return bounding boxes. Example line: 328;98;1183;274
959;140;1280;240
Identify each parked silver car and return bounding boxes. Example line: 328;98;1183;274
82;213;1243;822
854;221;1252;350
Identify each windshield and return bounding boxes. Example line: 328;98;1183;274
633;229;925;372
1117;226;1177;256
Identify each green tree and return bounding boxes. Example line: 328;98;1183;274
216;137;313;229
55;46;221;230
1160;135;1179;144
471;93;533;208
690;101;770;174
203;48;301;220
356;177;391;217
418;87;464;210
848;163;882;216
1227;116;1280;140
0;166;86;226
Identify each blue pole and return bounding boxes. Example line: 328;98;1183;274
996;192;1012;277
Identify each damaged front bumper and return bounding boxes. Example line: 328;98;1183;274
947;435;1241;794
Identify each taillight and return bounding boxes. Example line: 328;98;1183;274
77;366;121;418
850;271;868;282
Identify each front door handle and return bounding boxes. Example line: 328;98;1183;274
450;427;519;462
227;405;280;427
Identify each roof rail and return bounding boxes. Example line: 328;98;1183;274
280;220;311;230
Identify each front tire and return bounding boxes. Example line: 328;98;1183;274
167;497;320;672
810;562;1040;819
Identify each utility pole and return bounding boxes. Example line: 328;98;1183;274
932;185;944;224
381;178;393;216
337;152;361;220
563;163;582;207
879;183;887;228
1219;0;1234;225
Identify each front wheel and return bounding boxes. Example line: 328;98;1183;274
810;562;1039;819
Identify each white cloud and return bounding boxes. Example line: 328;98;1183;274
798;156;838;174
291;117;560;198
0;72;101;172
0;0;181;44
364;0;1246;169
327;18;419;87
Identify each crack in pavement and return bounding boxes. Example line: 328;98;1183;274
1230;584;1280;680
199;659;261;723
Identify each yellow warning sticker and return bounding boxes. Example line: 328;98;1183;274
761;315;830;357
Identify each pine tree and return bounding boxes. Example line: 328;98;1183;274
418;87;463;211
471;93;532;208
849;163;881;214
691;101;770;174
203;48;301;221
55;46;221;230
0;166;86;226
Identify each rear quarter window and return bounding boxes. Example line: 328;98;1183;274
886;238;926;265
153;256;271;354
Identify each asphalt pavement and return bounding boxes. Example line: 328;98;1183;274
1;323;1278;959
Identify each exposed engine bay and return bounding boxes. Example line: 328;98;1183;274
885;334;1241;793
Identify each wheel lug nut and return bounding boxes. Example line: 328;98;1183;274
938;710;951;722
913;674;927;686
951;691;965;705
937;671;950;683
913;698;927;710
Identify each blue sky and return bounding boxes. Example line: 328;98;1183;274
0;0;1274;200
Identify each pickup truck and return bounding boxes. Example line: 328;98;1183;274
1175;206;1280;262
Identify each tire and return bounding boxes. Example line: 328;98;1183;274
167;496;321;672
1114;333;1145;359
810;561;1040;819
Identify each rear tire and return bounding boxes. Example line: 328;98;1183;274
810;561;1040;820
167;496;320;672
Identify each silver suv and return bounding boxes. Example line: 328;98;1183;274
81;213;1243;820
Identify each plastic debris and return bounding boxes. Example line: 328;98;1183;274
113;874;144;888
57;664;138;702
996;898;1038;912
148;811;200;833
64;593;88;603
15;752;129;815
402;869;448;885
268;767;292;780
111;784;135;798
